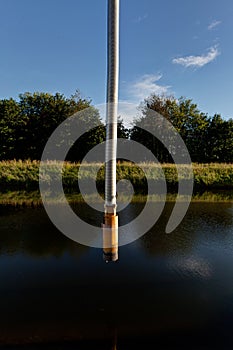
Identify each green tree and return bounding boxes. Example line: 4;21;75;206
0;91;130;162
68;115;129;162
67;105;106;162
0;91;105;161
117;116;129;139
17;91;93;160
0;98;21;159
130;94;210;163
206;115;233;162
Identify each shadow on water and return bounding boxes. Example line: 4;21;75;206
0;200;233;348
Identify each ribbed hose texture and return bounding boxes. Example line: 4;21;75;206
105;0;119;210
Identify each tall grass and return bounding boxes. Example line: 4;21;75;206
0;160;233;192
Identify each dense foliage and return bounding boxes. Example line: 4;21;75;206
0;91;128;162
131;95;233;163
0;91;232;163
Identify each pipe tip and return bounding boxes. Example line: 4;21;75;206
103;251;118;262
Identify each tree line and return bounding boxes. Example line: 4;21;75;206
0;91;232;163
131;94;233;163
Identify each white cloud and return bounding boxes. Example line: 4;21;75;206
133;14;148;23
118;102;139;127
96;101;139;128
128;74;170;101
172;46;220;68
208;20;221;30
95;75;170;127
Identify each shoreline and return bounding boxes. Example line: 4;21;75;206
0;190;233;207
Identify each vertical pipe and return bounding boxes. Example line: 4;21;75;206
105;0;119;214
103;0;119;262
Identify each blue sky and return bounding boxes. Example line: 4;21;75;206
0;0;233;121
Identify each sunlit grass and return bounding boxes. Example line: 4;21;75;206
0;161;232;193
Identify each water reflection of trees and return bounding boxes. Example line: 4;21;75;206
0;206;88;258
138;202;233;257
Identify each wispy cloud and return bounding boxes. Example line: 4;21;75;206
127;74;170;100
172;46;220;68
133;13;148;24
208;20;221;30
118;102;139;127
95;102;139;128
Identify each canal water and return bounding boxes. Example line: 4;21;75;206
0;201;233;349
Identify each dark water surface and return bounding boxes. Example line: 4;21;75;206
0;201;233;349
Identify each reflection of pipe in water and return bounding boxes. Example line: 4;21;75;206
103;0;119;262
111;328;118;350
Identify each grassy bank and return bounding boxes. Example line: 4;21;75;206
0;160;233;192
